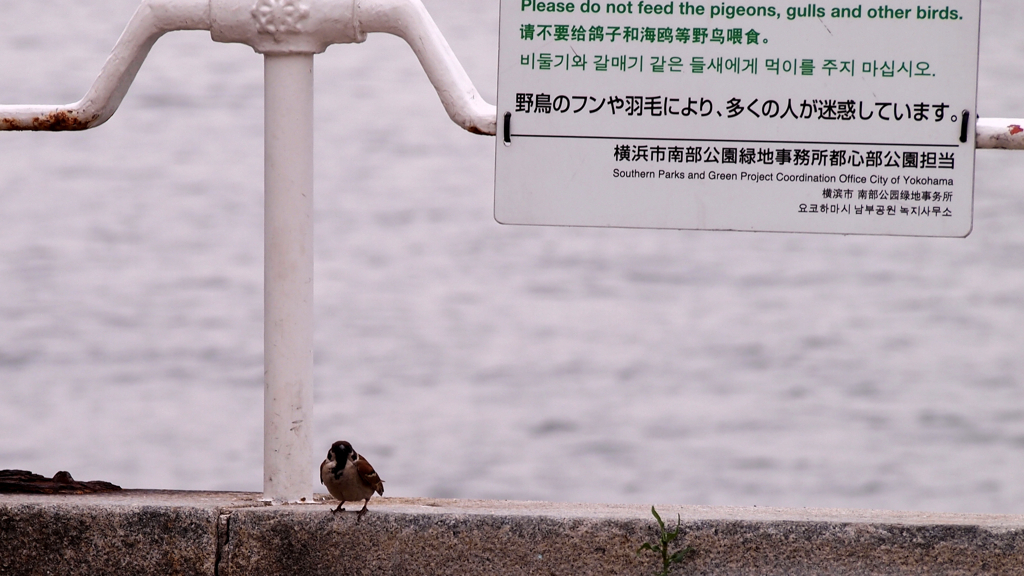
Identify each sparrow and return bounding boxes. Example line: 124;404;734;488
320;440;384;518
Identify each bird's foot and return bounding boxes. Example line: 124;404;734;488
331;502;346;515
356;502;369;521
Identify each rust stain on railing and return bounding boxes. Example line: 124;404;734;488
1;111;96;131
33;111;96;131
31;110;93;131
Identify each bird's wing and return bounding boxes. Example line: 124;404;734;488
355;457;385;496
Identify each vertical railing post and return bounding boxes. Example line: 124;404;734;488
262;53;315;503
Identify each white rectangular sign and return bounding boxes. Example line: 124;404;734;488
494;1;981;236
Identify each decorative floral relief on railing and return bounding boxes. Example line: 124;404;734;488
252;0;311;39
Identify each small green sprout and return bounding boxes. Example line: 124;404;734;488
637;506;695;576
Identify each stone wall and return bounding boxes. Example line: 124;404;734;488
3;491;1023;575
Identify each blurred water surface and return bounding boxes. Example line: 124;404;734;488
2;0;1024;513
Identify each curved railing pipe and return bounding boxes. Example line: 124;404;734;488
0;0;211;130
0;0;495;135
354;0;496;135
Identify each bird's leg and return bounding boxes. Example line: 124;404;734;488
332;501;347;514
356;499;370;520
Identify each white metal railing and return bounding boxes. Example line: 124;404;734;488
976;117;1024;149
0;0;1020;504
0;0;495;135
1;0;494;504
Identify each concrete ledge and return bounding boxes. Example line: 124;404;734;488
0;491;252;576
3;491;1023;575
